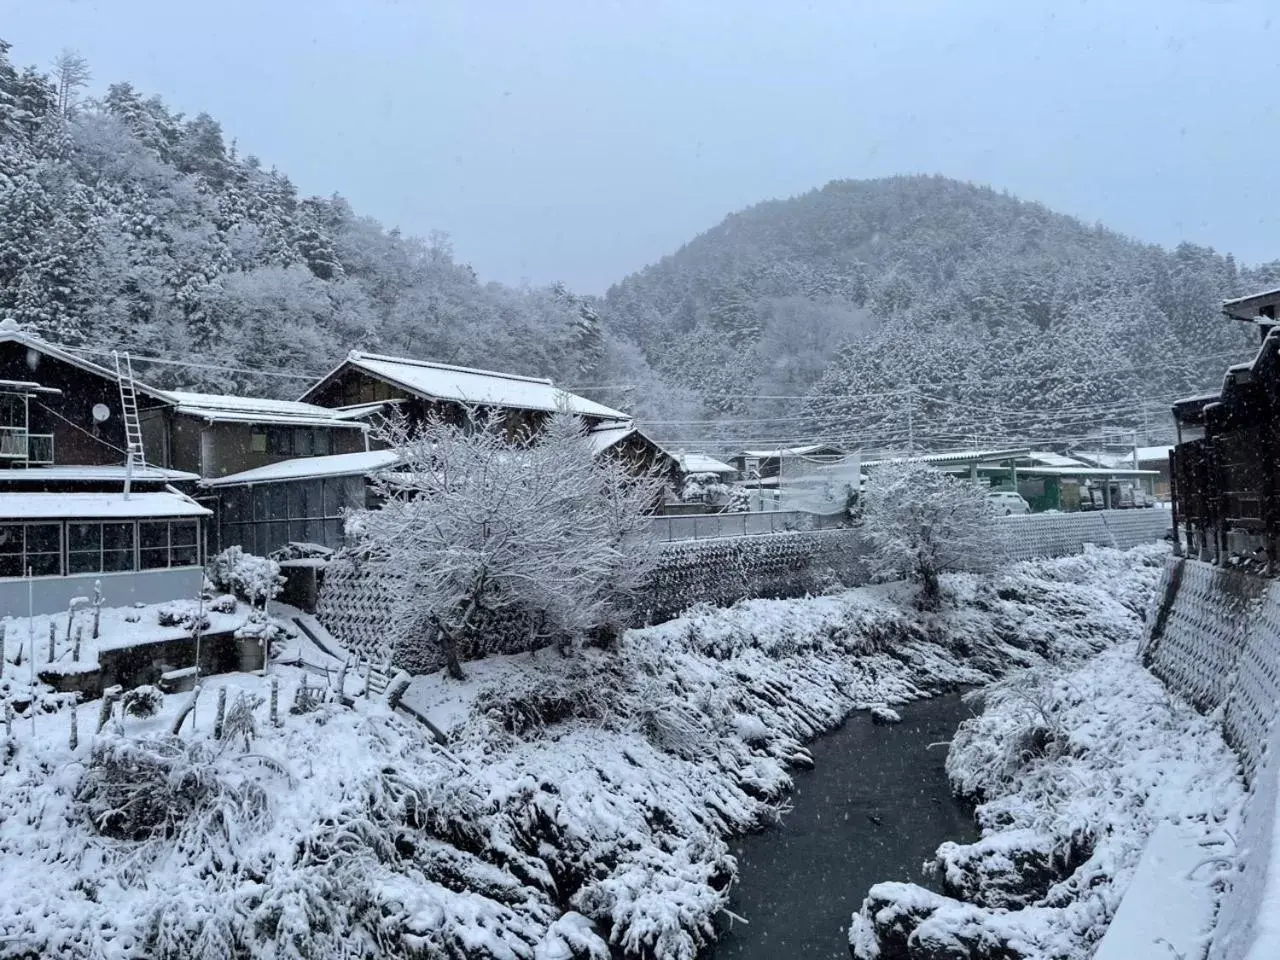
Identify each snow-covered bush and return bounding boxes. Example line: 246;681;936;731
221;691;264;748
679;473;748;511
861;461;998;610
353;409;665;679
122;684;164;718
207;546;284;607
156;600;210;631
75;735;270;843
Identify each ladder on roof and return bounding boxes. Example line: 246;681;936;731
112;350;146;469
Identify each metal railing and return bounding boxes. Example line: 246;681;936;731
0;425;25;458
0;428;53;463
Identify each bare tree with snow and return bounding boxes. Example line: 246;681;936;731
354;409;664;679
860;461;998;611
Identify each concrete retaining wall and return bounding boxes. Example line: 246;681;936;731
1139;558;1280;960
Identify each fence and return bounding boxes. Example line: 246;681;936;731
999;508;1172;560
315;509;1170;669
646;509;846;542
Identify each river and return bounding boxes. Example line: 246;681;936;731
704;691;980;959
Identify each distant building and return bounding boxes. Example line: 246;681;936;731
675;454;738;481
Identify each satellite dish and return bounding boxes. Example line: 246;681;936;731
92;403;111;423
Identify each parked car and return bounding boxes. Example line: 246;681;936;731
988;490;1031;515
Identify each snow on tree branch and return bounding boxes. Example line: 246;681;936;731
352;408;664;679
860;461;1000;610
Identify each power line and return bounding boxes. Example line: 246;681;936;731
60;345;325;382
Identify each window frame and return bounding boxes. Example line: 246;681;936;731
0;522;63;579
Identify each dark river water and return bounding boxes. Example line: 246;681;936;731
703;691;980;960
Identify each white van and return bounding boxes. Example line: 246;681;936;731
988;490;1031;515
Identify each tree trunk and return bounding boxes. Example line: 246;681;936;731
438;626;466;681
917;564;942;612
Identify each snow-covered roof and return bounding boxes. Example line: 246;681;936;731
0;465;200;483
739;444;846;458
1222;287;1280;322
1013;465;1159;478
305;350;630;422
587;422;638;455
161;390;367;429
1172;391;1220;407
201;449;402;488
1134;445;1173;463
0;490;210;520
677;454;737;475
863;448;1029;468
1025;451;1090;468
329;400;402;420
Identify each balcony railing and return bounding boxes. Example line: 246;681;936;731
0;427;54;463
27;433;53;464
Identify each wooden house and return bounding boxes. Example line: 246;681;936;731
301;350;633;438
1171;287;1280;566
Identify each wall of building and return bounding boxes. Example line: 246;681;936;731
0;343;160;468
167;416;365;478
0;567;203;618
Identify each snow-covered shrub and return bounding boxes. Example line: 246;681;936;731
354;409;665;679
221;691;264;748
679;473;749;511
861;461;998;610
206;546;284;607
76;735;269;842
156;600;210;631
289;680;322;715
122;684;164;718
207;593;236;614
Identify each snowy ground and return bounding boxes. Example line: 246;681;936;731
848;635;1245;959
1;596;253;710
0;545;1167;959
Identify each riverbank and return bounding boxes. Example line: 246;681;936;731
848;637;1245;959
0;545;1166;959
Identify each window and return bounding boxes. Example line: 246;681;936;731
103;522;134;572
25;523;61;577
250;429;267;453
140;520;201;569
314;430;332;455
267;427;293;455
294;428;314;457
69;522;135;574
0;523;61;578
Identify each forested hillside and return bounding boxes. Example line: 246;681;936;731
0;39;624;398
2;36;1274;447
601;176;1278;448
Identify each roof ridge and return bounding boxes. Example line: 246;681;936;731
350;350;556;387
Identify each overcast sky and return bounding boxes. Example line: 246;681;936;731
3;0;1276;292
